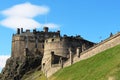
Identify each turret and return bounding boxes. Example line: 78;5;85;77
33;29;37;34
43;27;49;32
17;28;20;34
21;28;23;33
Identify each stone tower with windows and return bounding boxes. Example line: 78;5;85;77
11;27;60;58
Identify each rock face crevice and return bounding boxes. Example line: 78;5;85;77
1;55;42;80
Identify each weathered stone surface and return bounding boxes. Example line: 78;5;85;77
0;55;42;80
0;73;2;79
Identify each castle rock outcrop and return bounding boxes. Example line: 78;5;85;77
1;54;42;80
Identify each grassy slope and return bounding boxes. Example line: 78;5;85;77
21;70;47;80
50;45;120;80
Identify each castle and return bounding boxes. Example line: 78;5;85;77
2;26;120;80
11;27;95;77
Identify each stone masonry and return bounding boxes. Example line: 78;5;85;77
45;32;120;77
3;27;95;79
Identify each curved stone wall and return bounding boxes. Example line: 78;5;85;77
42;37;95;76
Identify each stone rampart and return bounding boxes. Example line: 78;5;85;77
64;32;120;67
46;32;120;78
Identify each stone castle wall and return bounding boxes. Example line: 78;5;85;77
12;35;26;57
42;38;68;73
64;32;120;68
11;27;60;58
10;27;97;78
43;37;94;58
45;32;120;78
42;36;95;77
12;35;43;57
77;32;120;61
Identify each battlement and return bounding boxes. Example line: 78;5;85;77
11;27;61;58
14;27;60;36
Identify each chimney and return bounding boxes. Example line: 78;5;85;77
21;28;23;33
43;27;48;32
57;30;60;33
33;29;36;34
17;28;20;34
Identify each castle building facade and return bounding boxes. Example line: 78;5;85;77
11;27;95;73
12;27;60;57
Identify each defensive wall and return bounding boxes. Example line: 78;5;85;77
42;36;95;77
64;32;120;72
74;32;120;62
45;32;120;77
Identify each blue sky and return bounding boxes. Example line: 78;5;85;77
0;0;120;71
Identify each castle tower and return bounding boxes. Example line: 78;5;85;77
21;28;23;33
43;27;49;32
17;28;20;34
11;27;61;58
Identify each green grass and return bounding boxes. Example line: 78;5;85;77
21;69;47;80
50;45;120;80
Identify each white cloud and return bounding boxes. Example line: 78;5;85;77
0;2;47;30
43;23;60;29
1;2;49;18
0;55;10;68
0;2;59;30
0;16;41;30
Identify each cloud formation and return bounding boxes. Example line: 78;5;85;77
43;23;60;29
0;2;59;30
1;2;49;18
0;55;10;68
1;16;41;29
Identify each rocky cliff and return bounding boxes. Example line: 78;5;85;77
0;54;42;80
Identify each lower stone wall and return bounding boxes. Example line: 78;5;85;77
46;32;120;78
64;32;120;67
45;66;61;78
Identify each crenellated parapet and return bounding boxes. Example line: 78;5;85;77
11;27;61;58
